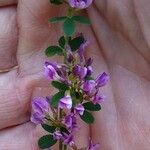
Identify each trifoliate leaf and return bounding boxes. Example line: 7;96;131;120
45;46;63;57
41;124;56;133
80;110;94;124
68;35;85;51
72;16;91;25
59;36;66;48
49;16;67;23
63;18;75;36
52;81;69;91
83;102;101;111
49;0;63;5
38;135;57;149
50;91;65;107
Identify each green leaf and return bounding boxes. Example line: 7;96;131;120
80;110;94;124
41;124;56;133
72;16;91;25
52;81;69;91
49;0;63;5
68;35;85;51
45;46;63;57
85;76;94;80
38;135;57;149
83;102;101;111
49;16;67;23
70;90;77;106
63;18;75;36
59;36;66;48
60;127;70;134
50;91;65;107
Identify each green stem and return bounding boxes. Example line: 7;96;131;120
67;8;74;18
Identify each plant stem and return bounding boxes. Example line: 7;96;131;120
58;108;63;150
59;140;63;150
63;145;67;150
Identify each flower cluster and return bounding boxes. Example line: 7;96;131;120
69;0;93;9
30;0;109;150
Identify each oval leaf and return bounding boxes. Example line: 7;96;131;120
68;35;85;52
38;135;57;149
50;91;65;107
49;16;67;23
52;81;69;91
72;16;91;25
59;36;66;48
80;110;94;124
63;18;75;36
42;124;56;133
45;46;63;57
83;102;101;111
49;0;63;5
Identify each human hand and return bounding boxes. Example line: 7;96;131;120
0;0;149;149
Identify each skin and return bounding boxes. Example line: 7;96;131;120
0;0;149;149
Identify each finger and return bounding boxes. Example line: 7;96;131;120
0;122;39;150
0;0;17;6
87;4;150;81
17;0;65;76
0;6;18;70
0;122;89;150
86;3;150;149
93;0;150;62
0;0;64;130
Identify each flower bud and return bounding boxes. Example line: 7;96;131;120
83;80;96;94
93;93;106;104
87;66;93;76
96;72;109;87
44;62;59;80
88;138;99;150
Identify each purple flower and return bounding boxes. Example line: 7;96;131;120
44;62;60;80
88;139;99;150
63;134;75;146
59;95;72;109
63;114;77;130
96;72;109;87
74;104;84;115
53;130;63;140
68;0;93;9
86;58;93;66
73;65;88;79
87;66;93;76
83;80;96;94
93;93;106;104
78;39;89;62
30;97;49;124
66;45;74;63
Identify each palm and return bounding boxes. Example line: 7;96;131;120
0;0;149;150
